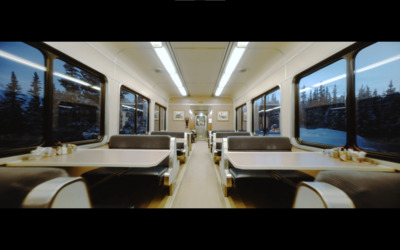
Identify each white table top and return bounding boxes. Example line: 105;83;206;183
6;148;170;168
224;151;395;172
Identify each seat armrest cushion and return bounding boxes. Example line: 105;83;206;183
0;167;68;208
315;171;400;208
293;181;355;208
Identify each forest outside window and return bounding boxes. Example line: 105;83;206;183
52;58;103;144
297;59;347;147
0;42;45;152
355;42;400;156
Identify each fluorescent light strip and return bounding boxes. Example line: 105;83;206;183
122;104;143;112
215;42;249;96
151;42;187;96
355;54;400;74
258;106;280;113
0;50;47;72
53;72;100;91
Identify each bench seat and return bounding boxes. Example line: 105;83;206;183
82;135;178;208
221;136;314;198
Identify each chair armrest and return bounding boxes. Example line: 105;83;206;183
293;181;355;208
219;138;230;186
164;137;179;186
22;177;92;208
212;133;217;154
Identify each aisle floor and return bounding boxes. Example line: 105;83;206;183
169;140;229;208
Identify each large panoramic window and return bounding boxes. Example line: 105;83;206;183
0;42;106;156
296;42;400;161
298;59;347;146
355;42;400;156
252;87;280;136
0;42;45;151
52;58;103;144
119;86;149;135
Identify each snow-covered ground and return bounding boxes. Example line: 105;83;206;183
300;127;399;154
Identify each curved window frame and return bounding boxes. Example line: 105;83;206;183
294;41;400;162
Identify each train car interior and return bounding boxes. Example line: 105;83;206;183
1;41;400;209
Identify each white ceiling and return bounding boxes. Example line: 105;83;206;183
93;41;310;99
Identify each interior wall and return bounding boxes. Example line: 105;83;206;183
168;96;234;132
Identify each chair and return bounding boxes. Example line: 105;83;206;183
220;136;314;198
293;170;400;208
0;167;92;208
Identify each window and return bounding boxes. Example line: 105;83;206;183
137;95;149;134
355;42;400;156
236;104;247;131
0;42;106;156
154;103;166;131
119;86;149;135
52;59;103;144
252;87;281;136
298;59;347;146
295;42;400;161
0;42;45;152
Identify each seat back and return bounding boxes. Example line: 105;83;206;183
209;130;235;147
150;131;186;151
109;135;171;166
214;132;251;151
150;131;184;138
227;136;292;151
109;135;170;150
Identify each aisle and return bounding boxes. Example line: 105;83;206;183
169;140;228;208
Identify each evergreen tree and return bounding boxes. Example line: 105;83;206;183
0;71;26;135
373;88;378;97
300;85;307;106
59;62;82;93
332;84;337;103
25;72;43;136
386;80;396;95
